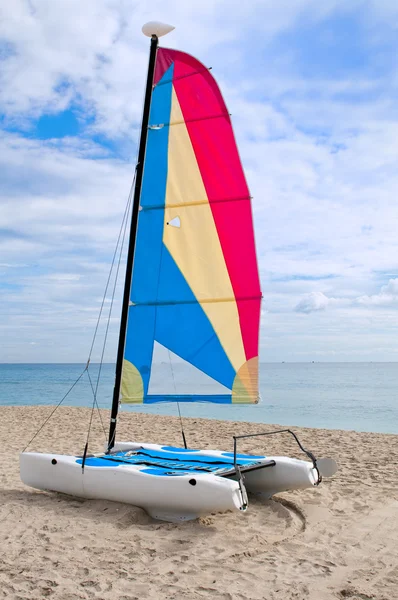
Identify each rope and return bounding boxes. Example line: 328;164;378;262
22;172;135;455
107;416;117;451
86;369;106;439
22;368;87;452
92;184;132;398
86;175;135;363
82;185;132;467
168;348;187;449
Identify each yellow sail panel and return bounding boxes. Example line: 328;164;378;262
121;359;144;403
163;87;246;372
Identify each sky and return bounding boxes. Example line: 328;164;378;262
1;0;398;363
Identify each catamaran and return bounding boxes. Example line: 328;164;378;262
20;22;337;522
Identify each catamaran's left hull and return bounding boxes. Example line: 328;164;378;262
19;451;246;522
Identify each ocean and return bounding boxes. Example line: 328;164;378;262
1;362;397;434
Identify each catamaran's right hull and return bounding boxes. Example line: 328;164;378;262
113;442;320;497
235;456;319;496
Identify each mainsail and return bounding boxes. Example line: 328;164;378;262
120;47;261;404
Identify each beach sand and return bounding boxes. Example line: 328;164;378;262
0;406;397;600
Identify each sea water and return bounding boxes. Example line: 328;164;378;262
1;362;397;434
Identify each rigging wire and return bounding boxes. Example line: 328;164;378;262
86;369;106;439
168;348;188;449
82;182;133;468
22;368;87;452
22;173;135;454
92;180;133;397
86;173;136;364
147;226;188;451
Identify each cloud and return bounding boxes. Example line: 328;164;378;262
0;0;339;137
358;279;398;306
295;292;331;314
1;1;398;362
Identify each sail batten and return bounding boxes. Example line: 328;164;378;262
129;295;262;307
121;46;261;405
155;66;212;88
150;112;228;128
142;195;252;211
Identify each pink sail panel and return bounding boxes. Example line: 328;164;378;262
155;47;261;361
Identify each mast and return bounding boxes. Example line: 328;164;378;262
108;28;165;451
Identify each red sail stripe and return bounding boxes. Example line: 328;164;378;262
157;48;261;361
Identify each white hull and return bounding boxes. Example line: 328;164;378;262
20;442;320;522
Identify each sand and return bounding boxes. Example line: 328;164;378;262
0;405;397;600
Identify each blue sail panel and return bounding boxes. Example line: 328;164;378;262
153;245;236;390
121;65;173;402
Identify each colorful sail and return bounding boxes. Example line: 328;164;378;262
121;47;262;404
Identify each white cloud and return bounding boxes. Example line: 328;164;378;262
1;1;388;136
0;0;317;135
358;279;398;306
1;1;398;361
295;291;331;314
0;131;132;362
